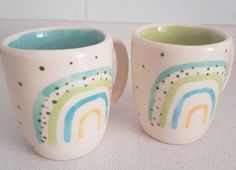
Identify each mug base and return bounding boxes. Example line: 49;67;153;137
28;129;106;161
140;121;209;145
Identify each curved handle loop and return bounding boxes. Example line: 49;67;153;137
111;39;129;105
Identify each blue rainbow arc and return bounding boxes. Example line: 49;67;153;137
172;88;216;129
64;92;108;142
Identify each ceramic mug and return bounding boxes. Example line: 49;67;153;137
132;24;234;144
0;27;128;160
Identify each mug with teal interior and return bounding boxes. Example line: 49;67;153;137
132;24;234;144
0;27;128;160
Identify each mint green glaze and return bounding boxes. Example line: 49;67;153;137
139;25;225;45
8;29;105;50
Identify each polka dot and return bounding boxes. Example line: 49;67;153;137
17;105;21;109
56;92;60;95
39;66;45;71
163;91;167;94
84;84;88;87
41;126;44;129
161;52;164;57
216;65;219;68
83;76;86;80
222;72;224;75
46;112;51;115
151;123;154;126
160;113;163;116
18;121;22;126
66;90;69;93
191;67;194;69
105;78;108;80
167;74;170;77
137;113;140;116
69;61;73;65
206;73;209;76
225;49;228;53
156;86;159;90
156;106;159;109
104;71;107;74
136;86;139;89
150;108;153;112
162;80;165;83
18;82;23;86
95;56;98;59
153;117;156;120
207;67;210;70
181;70;184;73
39;112;42;115
170;81;174;84
43;122;47;125
39;131;42;134
41;104;45;108
92;78;95;81
52;100;57;104
38;119;41;123
43;136;47;139
157;123;160;126
185;73;189;75
217;72;219;74
153;98;156;102
142;64;145;68
31;145;35;150
97;72;99;75
55;86;59;90
41;140;45;143
176;75;180;78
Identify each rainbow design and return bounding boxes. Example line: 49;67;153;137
148;60;227;128
33;67;112;146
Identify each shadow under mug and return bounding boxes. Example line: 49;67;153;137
0;27;128;160
132;24;234;144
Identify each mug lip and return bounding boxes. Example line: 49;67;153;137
134;23;233;48
0;26;111;55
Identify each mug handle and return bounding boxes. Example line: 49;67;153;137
223;46;234;89
111;39;129;105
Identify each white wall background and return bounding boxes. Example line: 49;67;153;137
0;0;235;25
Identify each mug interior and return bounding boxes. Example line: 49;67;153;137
139;25;226;45
8;28;106;50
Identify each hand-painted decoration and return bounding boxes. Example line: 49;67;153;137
33;67;112;146
148;60;227;129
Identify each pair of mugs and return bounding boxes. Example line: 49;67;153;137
0;24;233;160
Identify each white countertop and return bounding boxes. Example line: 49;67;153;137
0;20;236;170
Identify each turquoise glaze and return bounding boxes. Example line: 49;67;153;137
8;29;105;50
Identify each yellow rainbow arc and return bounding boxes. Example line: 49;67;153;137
78;108;102;139
185;104;209;128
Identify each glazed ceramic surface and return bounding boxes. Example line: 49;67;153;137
132;24;234;144
0;27;128;160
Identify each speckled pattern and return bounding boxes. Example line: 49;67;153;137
0;20;236;170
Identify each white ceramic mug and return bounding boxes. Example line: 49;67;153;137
132;24;234;144
0;27;128;160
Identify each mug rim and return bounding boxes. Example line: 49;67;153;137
134;23;233;48
0;26;111;54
